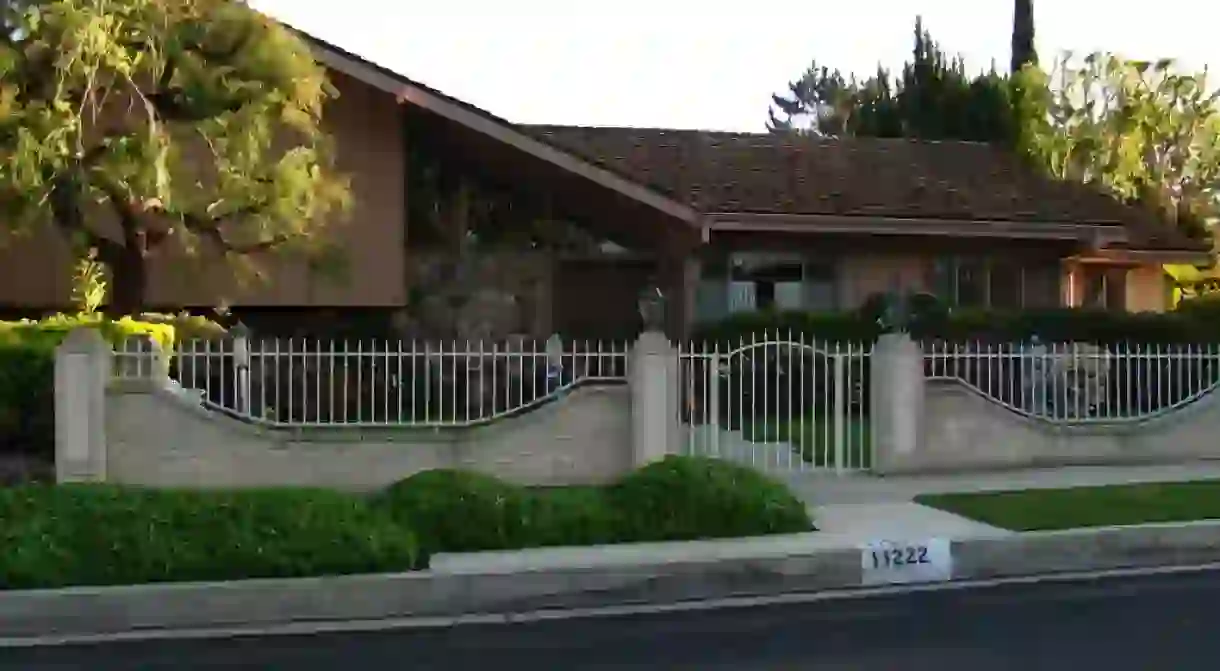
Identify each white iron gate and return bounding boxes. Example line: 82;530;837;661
678;336;872;474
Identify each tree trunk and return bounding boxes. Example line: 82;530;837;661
105;247;148;317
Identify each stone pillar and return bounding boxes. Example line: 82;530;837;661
870;332;925;474
54;328;111;483
629;330;680;467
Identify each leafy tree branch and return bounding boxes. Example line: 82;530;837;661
0;0;351;314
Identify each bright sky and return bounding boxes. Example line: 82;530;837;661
249;1;1219;133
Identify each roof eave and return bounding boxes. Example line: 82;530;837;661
705;212;1129;245
1070;248;1214;266
304;40;702;227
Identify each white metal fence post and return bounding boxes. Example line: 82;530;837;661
231;322;252;417
709;347;721;457
832;352;846;474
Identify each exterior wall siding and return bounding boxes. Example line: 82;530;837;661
1126;265;1170;313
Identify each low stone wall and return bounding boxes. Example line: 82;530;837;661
877;379;1220;474
103;379;632;490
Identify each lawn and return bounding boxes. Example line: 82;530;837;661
742;415;872;469
916;479;1220;531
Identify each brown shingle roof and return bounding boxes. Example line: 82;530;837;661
522;125;1206;252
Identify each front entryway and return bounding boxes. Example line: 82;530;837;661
678;336;873;475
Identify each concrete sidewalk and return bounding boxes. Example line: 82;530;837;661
431;502;1012;576
783;461;1220;505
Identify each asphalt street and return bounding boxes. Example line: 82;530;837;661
4;569;1219;670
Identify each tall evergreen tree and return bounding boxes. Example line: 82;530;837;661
1011;0;1037;74
768;17;1014;144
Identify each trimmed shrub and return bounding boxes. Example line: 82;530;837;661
0;315;171;470
0;485;417;589
135;312;228;342
608;456;813;542
379;462;814;560
374;469;528;558
0;313;222;470
519;486;621;548
0;313;177;351
0;341;54;464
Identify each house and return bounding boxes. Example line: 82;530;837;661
0;27;1210;342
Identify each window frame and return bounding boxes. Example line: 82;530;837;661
723;251;838;314
930;256;1062;310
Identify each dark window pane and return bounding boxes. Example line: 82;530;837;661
803;257;837;282
1021;263;1060;308
730;254;803;282
1082;268;1107;308
929;258;955;303
751;262;803;283
956;260;986;307
1105;268;1128;311
756;281;776;309
989;261;1022;310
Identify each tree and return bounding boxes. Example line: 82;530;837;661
767;62;861;135
1017;54;1220;241
1011;0;1037;74
768;17;1015;144
0;0;350;314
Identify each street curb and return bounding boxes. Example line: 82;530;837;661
2;521;1220;641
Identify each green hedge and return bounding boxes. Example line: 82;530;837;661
0;485;417;589
374;457;813;562
0;314;177;351
0;315;173;466
0;459;810;589
0;341;55;464
694;304;1220;346
375;470;530;558
0;313;225;467
608;456;813;542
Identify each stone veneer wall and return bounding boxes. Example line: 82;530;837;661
871;332;1220;474
104;380;632;490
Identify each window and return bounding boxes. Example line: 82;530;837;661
1081;267;1128;310
955;259;987;308
1022;264;1061;308
720;252;837;316
736;259;803;310
988;261;1023;310
930;256;1063;310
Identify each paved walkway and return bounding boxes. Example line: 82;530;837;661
781;461;1220;505
812;501;1012;541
